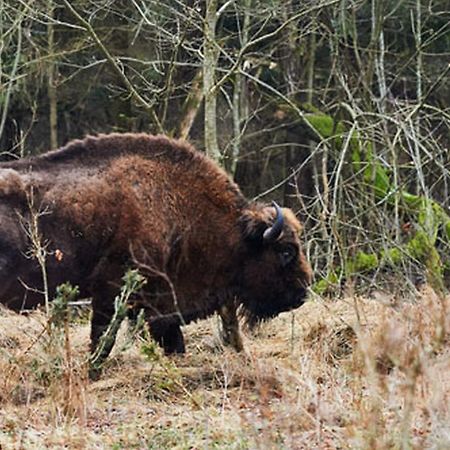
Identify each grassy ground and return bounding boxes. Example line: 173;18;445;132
0;286;449;449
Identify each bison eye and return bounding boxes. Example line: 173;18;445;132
279;246;297;267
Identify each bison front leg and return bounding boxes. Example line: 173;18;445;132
219;304;244;352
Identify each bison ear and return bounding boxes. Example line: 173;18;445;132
239;210;269;245
240;202;283;245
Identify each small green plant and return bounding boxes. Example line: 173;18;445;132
89;269;147;377
140;338;162;363
28;283;80;384
50;283;80;329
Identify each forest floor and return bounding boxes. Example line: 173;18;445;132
0;286;449;449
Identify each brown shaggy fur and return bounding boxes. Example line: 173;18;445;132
0;133;312;376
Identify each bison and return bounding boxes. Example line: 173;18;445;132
0;133;312;376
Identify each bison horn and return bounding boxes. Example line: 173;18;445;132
263;201;284;242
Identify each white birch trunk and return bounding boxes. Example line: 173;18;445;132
203;0;221;162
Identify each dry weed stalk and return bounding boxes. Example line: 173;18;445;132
18;188;51;316
12;190;89;424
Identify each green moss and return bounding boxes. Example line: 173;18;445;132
407;231;431;260
425;246;444;293
416;201;441;242
305;113;334;138
405;230;443;290
380;247;403;265
350;138;391;200
366;162;391;199
351;138;371;175
356;144;392;200
302;102;322;114
351;145;361;169
347;251;379;274
313;271;339;295
401;192;422;209
305;113;346;148
349;131;360;152
445;221;450;241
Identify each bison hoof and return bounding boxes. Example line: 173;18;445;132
88;365;103;381
221;331;244;352
162;342;186;355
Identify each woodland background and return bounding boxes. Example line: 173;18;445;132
1;0;449;293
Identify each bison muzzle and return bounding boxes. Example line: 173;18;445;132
0;133;312;377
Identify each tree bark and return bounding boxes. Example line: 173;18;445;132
48;0;58;149
203;0;221;162
176;70;203;140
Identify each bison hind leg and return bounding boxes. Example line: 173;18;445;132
219;304;244;352
149;319;186;355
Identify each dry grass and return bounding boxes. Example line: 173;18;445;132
0;286;449;449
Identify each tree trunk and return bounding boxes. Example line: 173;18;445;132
176;70;203;140
203;0;221;162
48;0;58;149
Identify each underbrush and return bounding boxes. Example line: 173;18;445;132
0;286;449;449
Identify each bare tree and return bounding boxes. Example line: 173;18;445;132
203;0;221;161
47;0;58;149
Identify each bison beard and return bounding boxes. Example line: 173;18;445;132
0;133;312;378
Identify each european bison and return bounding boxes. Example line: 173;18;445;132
0;133;312;375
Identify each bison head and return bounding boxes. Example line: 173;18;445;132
238;202;312;325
